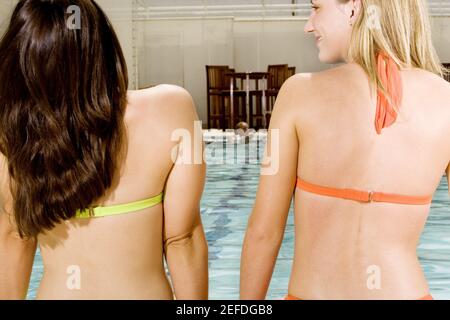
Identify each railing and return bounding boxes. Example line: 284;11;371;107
133;1;450;20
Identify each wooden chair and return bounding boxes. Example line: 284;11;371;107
443;63;450;82
264;64;289;128
267;64;289;91
287;66;296;78
248;74;269;130
206;65;227;129
206;65;246;129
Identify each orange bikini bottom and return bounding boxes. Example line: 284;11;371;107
284;294;434;300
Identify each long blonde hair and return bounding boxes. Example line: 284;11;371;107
340;0;447;113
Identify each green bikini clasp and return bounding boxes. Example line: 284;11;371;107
75;192;164;219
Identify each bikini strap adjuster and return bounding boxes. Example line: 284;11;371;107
367;191;374;202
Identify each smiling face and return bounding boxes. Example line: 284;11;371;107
304;0;360;64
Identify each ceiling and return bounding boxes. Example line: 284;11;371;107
133;0;450;19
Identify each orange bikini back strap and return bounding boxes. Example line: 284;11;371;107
296;178;433;205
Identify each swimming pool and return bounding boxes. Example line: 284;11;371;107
27;134;450;300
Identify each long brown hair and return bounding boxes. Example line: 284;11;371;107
0;0;129;238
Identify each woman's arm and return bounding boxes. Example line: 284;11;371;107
163;88;208;300
0;155;37;300
0;216;37;300
240;76;304;300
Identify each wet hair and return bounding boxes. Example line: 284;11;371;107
0;0;129;237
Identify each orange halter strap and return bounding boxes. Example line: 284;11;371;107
375;52;403;134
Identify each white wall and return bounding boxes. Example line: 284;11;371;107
0;0;135;88
95;0;135;89
432;17;450;62
0;0;15;37
136;17;450;128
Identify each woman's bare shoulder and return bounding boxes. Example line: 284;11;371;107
278;64;363;106
403;68;450;110
128;84;193;112
126;85;198;129
285;63;365;91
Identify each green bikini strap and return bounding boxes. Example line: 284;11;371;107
75;192;164;219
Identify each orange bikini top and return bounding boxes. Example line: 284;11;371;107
296;178;433;205
296;53;433;205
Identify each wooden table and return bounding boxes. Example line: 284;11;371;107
225;71;270;129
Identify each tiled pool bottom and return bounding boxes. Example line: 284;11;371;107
27;138;450;299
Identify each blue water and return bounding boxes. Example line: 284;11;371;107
27;137;450;299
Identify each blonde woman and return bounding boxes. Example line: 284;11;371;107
241;0;450;300
0;0;207;299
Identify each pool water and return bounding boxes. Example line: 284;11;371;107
27;136;450;300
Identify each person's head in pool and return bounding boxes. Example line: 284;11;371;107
0;0;128;238
236;122;249;136
304;0;442;73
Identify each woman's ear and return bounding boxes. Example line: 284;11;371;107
350;0;362;25
337;0;361;25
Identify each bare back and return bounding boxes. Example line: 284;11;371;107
289;64;450;299
32;85;196;299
